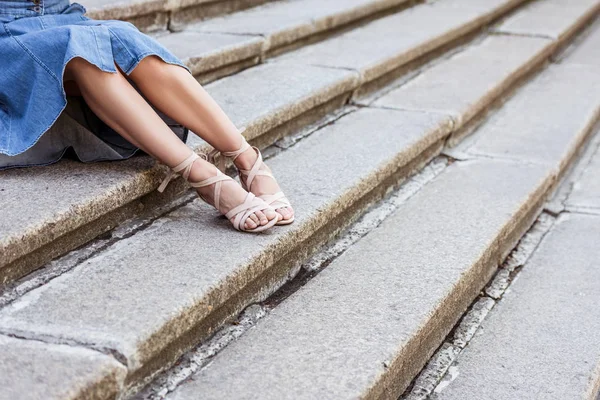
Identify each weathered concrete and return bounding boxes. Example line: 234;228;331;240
187;0;410;52
202;62;359;143
493;0;600;40
154;31;263;76
0;108;453;390
371;35;553;126
82;0;166;23
566;140;600;214
561;18;600;67
166;159;555;400
0;334;126;400
448;39;600;211
0;157;162;279
434;213;600;400
451;64;600;173
279;0;526;83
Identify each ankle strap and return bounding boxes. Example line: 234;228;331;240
157;152;202;193
208;136;250;171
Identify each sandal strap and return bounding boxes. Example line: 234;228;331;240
188;170;232;211
225;192;273;232
207;129;248;171
157;152;202;193
259;192;291;209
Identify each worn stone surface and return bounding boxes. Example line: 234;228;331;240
566;140;600;213
453;64;600;172
279;0;525;83
371;35;552;126
0;109;452;382
201;62;359;143
187;0;409;51
561;18;600;67
493;0;600;40
0;334;126;400
0;157;160;273
154;31;263;76
82;0;166;21
166;159;555;400
435;213;600;400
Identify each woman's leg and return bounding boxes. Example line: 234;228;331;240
64;57;276;230
127;56;294;222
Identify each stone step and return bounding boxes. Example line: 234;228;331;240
1;6;597;397
0;0;535;286
0;334;126;400
81;0;275;32
154;0;412;82
162;53;600;400
432;213;600;397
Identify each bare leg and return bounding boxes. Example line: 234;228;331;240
127;56;294;222
64;57;276;230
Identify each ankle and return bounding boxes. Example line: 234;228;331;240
188;158;218;182
233;147;258;171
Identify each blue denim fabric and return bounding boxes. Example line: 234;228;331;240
0;0;190;157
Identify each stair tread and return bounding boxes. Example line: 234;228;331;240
164;59;600;400
561;17;600;66
494;0;600;39
566;141;600;213
452;64;600;168
0;0;528;283
0;334;126;400
435;213;600;400
370;34;553;124
278;0;525;81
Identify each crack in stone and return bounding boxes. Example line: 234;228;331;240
0;328;129;367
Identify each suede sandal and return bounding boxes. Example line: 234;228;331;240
157;152;277;233
209;140;294;226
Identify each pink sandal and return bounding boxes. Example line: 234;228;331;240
210;140;294;226
157;152;278;233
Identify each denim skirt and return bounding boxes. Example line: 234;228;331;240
0;0;190;170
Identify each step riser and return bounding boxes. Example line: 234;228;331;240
0;1;530;286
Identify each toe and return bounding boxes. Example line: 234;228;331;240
255;210;269;226
245;219;258;230
278;207;294;220
264;208;278;221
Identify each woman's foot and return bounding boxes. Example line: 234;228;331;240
189;157;278;230
233;146;295;224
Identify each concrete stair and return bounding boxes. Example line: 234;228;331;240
1;0;599;399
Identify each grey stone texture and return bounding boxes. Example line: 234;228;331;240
0;334;126;400
279;0;526;83
566;142;600;214
0;109;452;385
167;159;555;400
453;63;600;173
562;18;600;67
0;157;161;280
202;62;359;142
187;0;410;51
494;0;600;40
435;213;600;400
371;34;553;126
155;31;263;77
